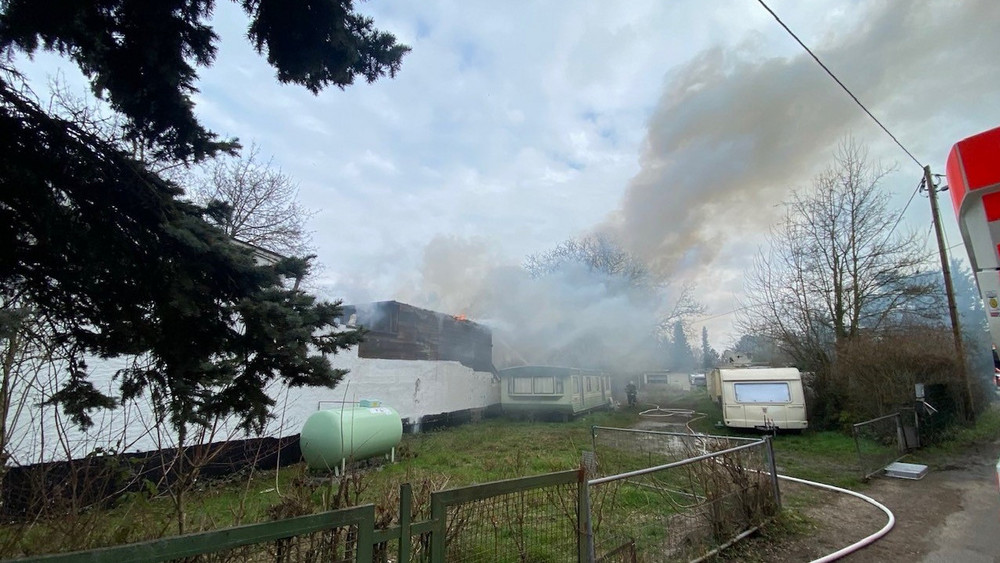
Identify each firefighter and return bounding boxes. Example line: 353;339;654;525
626;380;637;408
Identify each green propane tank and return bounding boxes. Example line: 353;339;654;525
300;404;403;470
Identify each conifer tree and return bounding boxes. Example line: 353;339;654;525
0;0;406;438
670;321;696;373
701;326;720;372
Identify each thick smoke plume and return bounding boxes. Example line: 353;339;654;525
607;0;1000;277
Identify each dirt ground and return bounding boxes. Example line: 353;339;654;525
725;438;1000;562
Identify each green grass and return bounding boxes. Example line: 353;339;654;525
385;410;640;481
6;399;1000;559
637;388;864;487
770;431;864;488
906;402;1000;467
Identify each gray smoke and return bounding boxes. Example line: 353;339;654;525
606;0;1000;277
403;235;669;372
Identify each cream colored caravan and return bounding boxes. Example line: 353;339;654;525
708;367;807;430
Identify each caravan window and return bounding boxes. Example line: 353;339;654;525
511;377;533;394
509;376;563;395
646;373;669;385
734;382;790;403
533;376;555;394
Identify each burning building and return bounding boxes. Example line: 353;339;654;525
297;301;500;432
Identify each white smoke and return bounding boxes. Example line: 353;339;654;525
401;235;669;371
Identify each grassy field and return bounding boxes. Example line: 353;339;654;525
4;392;998;558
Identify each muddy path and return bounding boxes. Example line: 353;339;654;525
723;439;1000;562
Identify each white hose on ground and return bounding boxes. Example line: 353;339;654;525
778;473;895;563
634;409;896;561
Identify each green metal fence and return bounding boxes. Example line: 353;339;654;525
18;504;376;563
15;429;779;563
431;470;584;562
852;412;906;480
14;470;584;563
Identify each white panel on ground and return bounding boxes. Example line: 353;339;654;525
884;462;929;480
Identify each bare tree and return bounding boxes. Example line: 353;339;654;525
738;138;938;370
525;233;705;325
44;75;192;178
524;233;651;288
194;145;315;256
657;281;706;335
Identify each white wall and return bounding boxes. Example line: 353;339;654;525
280;347;500;431
6;347;499;464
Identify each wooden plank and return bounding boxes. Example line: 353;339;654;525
349;301;494;372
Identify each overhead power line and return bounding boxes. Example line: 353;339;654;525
880;177;924;243
696;307;747;323
755;0;923;170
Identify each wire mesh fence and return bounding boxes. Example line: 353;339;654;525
589;427;780;562
852;413;905;480
174;526;363;563
19;429;782;563
592;427;761;472
433;469;582;563
12;506;377;563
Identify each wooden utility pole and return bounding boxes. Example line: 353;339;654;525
926;165;975;421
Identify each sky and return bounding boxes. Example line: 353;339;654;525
16;0;1000;353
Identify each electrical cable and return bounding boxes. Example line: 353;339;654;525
694;176;927;326
693;306;747;323
883;177;924;242
755;0;923;170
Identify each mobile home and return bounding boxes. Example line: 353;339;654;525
641;370;691;392
708;367;807;430
499;366;612;420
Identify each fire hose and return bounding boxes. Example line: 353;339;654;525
635;406;896;562
777;473;895;563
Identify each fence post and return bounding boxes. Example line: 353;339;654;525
398;483;412;563
764;436;782;510
430;490;446;563
577;467;595;563
894;413;905;454
852;423;865;479
356;505;375;563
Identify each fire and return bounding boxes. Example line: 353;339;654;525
454;314;468;321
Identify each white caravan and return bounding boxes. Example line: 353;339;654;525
708;367;807;431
